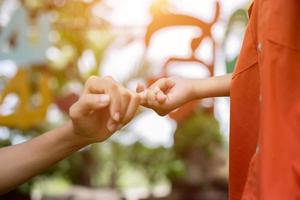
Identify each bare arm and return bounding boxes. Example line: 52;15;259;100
0;76;140;194
192;74;232;99
0;123;87;193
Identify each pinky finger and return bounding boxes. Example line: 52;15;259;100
156;90;167;104
122;95;140;125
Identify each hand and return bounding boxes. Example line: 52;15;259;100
136;77;197;116
69;76;140;143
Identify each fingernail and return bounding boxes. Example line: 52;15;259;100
168;79;176;86
113;112;120;121
158;94;167;103
107;120;117;132
153;87;160;94
99;95;110;103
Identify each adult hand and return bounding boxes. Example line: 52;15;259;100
70;76;140;143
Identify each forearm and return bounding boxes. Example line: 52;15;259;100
192;74;232;99
0;122;90;193
0;75;137;194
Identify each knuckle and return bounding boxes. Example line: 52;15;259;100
103;76;114;82
102;76;115;87
79;95;92;108
84;99;93;108
110;83;118;90
157;78;167;85
148;101;156;108
69;106;75;117
157;110;168;116
122;90;131;99
69;104;79;119
80;95;88;103
146;90;153;97
87;76;98;85
161;77;167;82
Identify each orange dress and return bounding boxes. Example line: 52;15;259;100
229;0;300;199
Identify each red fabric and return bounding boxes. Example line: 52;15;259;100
229;2;260;199
259;0;300;199
229;0;300;199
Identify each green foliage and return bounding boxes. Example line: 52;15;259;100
224;8;248;73
226;57;238;74
49;0;114;90
91;141;186;190
171;110;226;187
0;139;11;147
224;9;249;38
174;110;223;158
128;141;186;186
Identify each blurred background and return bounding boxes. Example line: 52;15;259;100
0;0;250;199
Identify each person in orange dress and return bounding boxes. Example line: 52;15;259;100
137;0;300;199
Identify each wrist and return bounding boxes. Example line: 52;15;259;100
61;122;92;149
190;79;206;100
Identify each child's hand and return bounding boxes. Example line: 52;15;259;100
69;76;140;143
136;77;196;116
